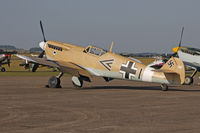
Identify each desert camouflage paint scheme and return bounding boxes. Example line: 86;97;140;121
17;40;185;89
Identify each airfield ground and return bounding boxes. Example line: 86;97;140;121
0;76;200;133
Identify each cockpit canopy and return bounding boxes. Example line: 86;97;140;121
83;45;107;56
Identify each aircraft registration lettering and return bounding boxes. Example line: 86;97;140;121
120;61;137;79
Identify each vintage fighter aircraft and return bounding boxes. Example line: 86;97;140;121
17;21;185;91
172;27;200;85
0;49;16;72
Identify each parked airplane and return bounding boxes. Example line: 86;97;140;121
17;21;185;91
172;27;200;85
0;49;16;72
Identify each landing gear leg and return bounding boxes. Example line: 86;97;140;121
184;69;197;85
47;72;64;88
161;84;168;91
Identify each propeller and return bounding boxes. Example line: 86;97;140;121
32;62;39;72
40;20;47;43
32;20;47;72
171;27;185;57
179;27;184;47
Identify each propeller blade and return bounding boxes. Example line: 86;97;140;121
32;63;39;72
32;51;45;72
38;51;45;58
170;52;178;57
179;27;184;47
40;20;47;42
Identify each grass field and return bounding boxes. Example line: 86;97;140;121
0;71;61;76
3;54;54;72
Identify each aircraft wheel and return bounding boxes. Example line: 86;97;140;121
1;67;6;72
161;84;168;91
72;76;83;88
184;76;193;85
48;76;61;88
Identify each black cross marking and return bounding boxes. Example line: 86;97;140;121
100;59;114;71
120;61;137;79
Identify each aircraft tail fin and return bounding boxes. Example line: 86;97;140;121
160;57;185;84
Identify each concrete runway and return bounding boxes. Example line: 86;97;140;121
0;76;200;133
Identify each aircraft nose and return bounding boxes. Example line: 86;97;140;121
39;41;46;50
173;47;180;53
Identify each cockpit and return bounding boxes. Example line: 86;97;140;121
83;45;107;56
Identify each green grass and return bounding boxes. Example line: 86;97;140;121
0;71;70;77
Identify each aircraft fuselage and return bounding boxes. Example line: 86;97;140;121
43;40;183;85
178;48;200;70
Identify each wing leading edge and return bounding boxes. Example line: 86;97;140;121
16;55;92;78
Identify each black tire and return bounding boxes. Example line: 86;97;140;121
1;67;6;72
161;84;168;91
72;78;83;88
48;76;61;88
184;76;193;85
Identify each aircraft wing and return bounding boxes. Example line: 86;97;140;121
16;55;59;67
16;55;92;78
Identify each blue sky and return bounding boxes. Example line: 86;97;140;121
0;0;200;53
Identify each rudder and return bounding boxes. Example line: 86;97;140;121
160;57;185;84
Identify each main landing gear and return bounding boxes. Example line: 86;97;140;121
46;72;63;88
184;69;197;85
161;84;168;91
46;73;87;88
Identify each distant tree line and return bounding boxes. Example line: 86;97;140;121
29;47;43;53
0;45;16;50
0;45;43;53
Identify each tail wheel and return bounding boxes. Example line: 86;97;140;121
184;76;193;85
48;76;61;88
161;84;168;91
